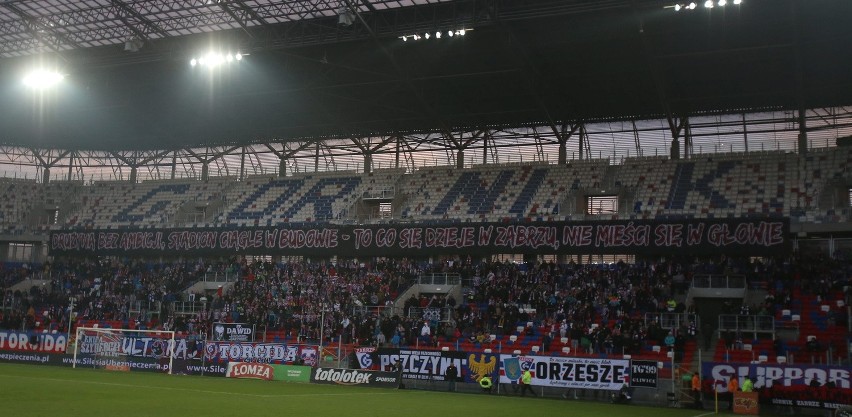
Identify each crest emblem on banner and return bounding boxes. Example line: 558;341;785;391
468;354;497;381
300;348;317;366
285;346;299;362
519;356;535;372
355;347;375;368
214;325;225;341
503;357;522;380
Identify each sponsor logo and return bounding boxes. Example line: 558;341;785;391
314;368;372;385
228;363;274;381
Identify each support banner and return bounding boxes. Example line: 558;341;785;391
703;362;851;409
49;218;789;257
354;347;497;383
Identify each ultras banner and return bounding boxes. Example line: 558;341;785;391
354;347;498;383
0;331;67;353
499;355;630;390
204;341;317;365
48;218;789;257
702;362;851;409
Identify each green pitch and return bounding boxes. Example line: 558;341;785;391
0;363;722;417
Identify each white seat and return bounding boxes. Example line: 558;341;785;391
791;314;801;321
509;335;518;342
531;346;540;353
820;305;830;312
484;349;492;354
623;355;631;360
781;309;791;318
777;356;787;364
562;347;571;354
560;337;568;344
743;344;752;351
758;355;768;363
513;350;522;355
516;326;525;333
652;345;661;353
441;346;449;352
666;351;674;358
489;334;496;341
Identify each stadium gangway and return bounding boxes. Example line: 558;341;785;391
691;274;746;289
717;314;775;340
417;273;461;286
202;271;238;283
643;312;699;331
169;301;208;316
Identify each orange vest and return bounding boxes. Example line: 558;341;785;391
727;377;739;392
692;375;701;391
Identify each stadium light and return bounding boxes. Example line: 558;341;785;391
190;51;244;68
704;0;713;8
399;28;470;42
733;0;741;4
688;2;697;9
22;69;64;89
718;0;727;6
674;4;682;11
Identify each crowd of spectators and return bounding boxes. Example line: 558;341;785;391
0;252;848;359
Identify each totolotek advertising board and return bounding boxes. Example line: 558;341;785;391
703;362;851;409
499;355;630;390
354;347;498;383
48;218;790;257
311;367;400;388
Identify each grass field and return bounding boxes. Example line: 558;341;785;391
0;363;731;417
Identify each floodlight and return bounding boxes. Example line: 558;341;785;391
688;2;697;9
190;58;197;66
704;0;713;8
402;36;407;41
448;30;454;37
424;32;430;39
435;31;441;39
235;52;243;61
718;0;727;5
458;29;466;36
674;4;682;11
23;69;64;89
226;54;233;62
733;0;741;4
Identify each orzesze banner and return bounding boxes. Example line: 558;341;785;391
49;218;789;257
499;355;630;390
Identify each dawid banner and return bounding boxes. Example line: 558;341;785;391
49;218;789;257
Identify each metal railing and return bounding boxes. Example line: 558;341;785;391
406;306;454;322
691;274;746;289
718;314;775;339
644;312;699;330
202;271;238;282
417;273;461;286
169;301;208;315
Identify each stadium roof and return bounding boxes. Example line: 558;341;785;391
0;0;850;151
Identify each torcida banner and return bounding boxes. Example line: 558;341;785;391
49;219;789;256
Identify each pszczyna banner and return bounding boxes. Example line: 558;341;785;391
703;362;852;409
499;355;630;390
49;218;789;256
355;347;498;383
